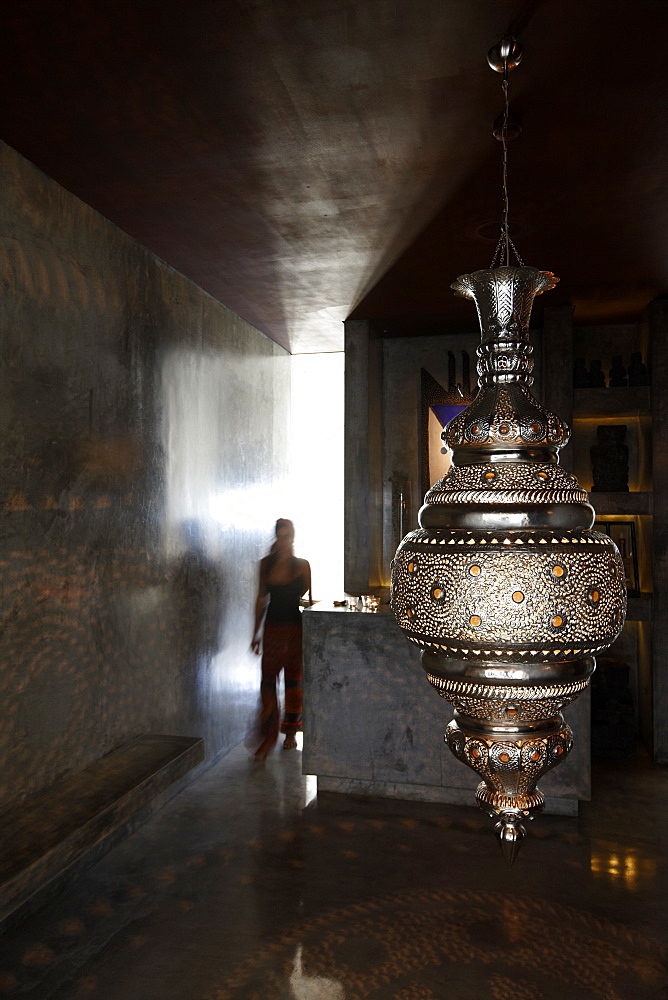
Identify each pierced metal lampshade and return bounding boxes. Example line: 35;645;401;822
390;265;626;862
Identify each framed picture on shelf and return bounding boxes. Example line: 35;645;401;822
418;366;472;496
594;520;639;596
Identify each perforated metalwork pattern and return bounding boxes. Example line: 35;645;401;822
451;266;558;348
391;528;626;658
425;675;591;703
446;718;574;797
444;383;570;449
425;462;588;506
425;673;588;721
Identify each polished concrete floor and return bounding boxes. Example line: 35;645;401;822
1;738;667;1000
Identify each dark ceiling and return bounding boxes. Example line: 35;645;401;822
2;0;667;352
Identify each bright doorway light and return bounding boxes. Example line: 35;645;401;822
289;353;344;601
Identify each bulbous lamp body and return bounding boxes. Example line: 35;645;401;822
390;266;626;862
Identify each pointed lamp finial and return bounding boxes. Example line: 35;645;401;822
495;813;527;867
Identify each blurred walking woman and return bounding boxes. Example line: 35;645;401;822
250;519;312;758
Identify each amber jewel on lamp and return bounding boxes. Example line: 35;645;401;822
390;265;627;863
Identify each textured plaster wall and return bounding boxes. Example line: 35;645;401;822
0;142;290;813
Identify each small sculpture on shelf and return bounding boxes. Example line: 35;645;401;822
573;357;589;388
447;350;456;395
628;351;649;386
608;355;628;387
462;350;471;398
590;425;629;493
588;359;606;388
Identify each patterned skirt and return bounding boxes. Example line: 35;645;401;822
253;623;303;756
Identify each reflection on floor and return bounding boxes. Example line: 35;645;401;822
0;736;666;999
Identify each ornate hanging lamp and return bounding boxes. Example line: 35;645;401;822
390;36;626;863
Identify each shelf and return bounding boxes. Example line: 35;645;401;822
626;594;652;622
590;493;653;516
573;386;650;418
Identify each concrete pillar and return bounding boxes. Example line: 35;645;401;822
344;319;383;595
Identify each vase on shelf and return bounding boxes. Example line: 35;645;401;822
590;425;629;492
573;357;588;388
609;356;628;387
588;359;606;388
628;351;649;387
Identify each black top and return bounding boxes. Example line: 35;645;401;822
265;574;307;625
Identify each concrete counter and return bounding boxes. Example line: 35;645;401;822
302;603;590;815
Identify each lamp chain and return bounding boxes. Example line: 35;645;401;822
490;59;524;269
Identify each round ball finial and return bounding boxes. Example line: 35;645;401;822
492;110;523;141
487;36;523;73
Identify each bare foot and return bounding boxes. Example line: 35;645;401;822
282;735;298;750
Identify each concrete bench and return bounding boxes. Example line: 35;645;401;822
0;733;204;926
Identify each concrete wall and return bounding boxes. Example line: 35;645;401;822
0;142;290;813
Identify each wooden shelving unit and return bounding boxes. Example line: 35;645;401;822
541;304;668;759
574;386;650;418
627;594;652;622
589;493;653;516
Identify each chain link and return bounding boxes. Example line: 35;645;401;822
489;62;524;268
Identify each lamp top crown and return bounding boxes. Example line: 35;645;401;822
443;264;568;462
451;266;559;344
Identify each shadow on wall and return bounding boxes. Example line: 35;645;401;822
0;141;290;815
